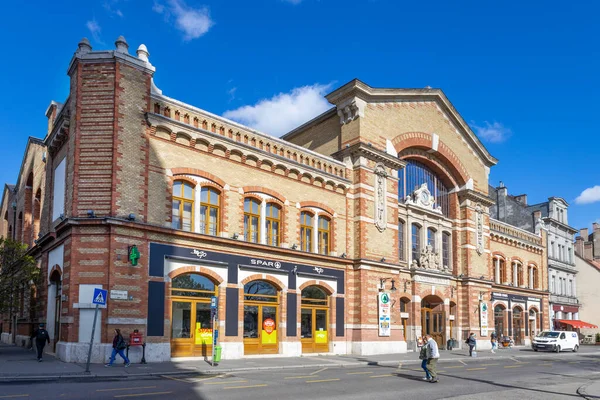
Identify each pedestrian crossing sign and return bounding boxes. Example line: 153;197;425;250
92;288;107;305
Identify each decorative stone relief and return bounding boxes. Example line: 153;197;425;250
404;183;442;214
412;244;447;272
475;203;484;255
374;163;387;232
336;97;366;124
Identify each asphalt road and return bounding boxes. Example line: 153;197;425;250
1;353;599;400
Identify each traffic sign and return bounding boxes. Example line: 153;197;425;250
210;296;218;309
92;288;107;305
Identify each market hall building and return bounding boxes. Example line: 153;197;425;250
0;36;549;362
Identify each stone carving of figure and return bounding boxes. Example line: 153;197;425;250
419;247;429;269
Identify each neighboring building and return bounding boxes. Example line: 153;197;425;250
574;225;600;337
0;36;550;363
527;197;579;330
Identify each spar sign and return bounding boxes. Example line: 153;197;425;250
261;318;277;345
378;292;391;337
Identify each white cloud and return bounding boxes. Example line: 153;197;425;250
223;84;332;137
227;87;237;102
575;185;600;205
103;1;124;17
471;121;511;143
153;0;214;41
86;19;104;44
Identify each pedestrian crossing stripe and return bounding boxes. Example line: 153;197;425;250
94;292;105;304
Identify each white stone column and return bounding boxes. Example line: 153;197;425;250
529;266;533;289
194;184;201;233
513;262;518;285
313;214;319;253
260;200;267;244
494;257;500;283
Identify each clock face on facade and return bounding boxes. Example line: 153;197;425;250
420;190;430;206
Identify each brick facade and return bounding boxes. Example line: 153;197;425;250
0;37;549;361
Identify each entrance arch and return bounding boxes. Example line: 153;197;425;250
300;285;330;353
170;273;217;357
494;304;506;337
243;280;280;355
421;295;445;348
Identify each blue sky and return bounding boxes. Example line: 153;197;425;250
0;0;598;232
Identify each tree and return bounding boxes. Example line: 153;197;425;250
0;238;39;340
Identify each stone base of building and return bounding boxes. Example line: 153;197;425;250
0;332;12;344
56;342;171;363
351;340;407;355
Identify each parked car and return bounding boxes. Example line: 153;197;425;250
531;331;579;352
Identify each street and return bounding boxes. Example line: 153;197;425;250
1;353;599;400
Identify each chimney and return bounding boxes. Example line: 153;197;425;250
496;182;508;222
575;236;584;257
593;222;600;232
45;102;58;136
515;194;528;206
115;36;129;54
580;228;589;239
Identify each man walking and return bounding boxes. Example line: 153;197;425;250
425;334;440;383
31;323;50;362
467;332;477;357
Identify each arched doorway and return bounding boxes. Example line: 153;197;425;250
243;280;280;355
512;306;524;345
529;308;540;337
494;304;506;337
170;273;216;357
301;285;329;353
49;270;62;352
421;295;445;347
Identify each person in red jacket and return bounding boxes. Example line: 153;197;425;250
105;329;130;367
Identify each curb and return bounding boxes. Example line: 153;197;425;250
577;379;600;400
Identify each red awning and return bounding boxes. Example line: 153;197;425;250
555;319;598;329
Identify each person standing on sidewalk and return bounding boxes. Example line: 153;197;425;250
31;323;50;362
490;331;498;353
105;329;130;367
418;336;432;381
467;332;477;356
425;334;440;383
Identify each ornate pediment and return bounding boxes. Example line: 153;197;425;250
405;183;442;214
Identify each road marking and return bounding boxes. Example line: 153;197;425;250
0;396;29;399
568;361;580;364
189;376;219;383
160;375;189;383
97;386;157;392
444;366;464;369
510;357;523;363
223;384;268;390
458;360;467;365
306;378;340;383
369;374;394;378
311;367;328;375
540;363;553;366
347;371;373;375
504;365;522;368
284;375;314;379
204;380;248;385
114;392;172;398
482;363;499;366
466;367;487;371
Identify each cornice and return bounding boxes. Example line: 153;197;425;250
332;142;407;171
456;188;495;207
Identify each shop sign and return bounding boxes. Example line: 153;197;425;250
491;292;509;300
511;295;527;304
527;297;540;302
480;302;488;336
315;329;328;344
261;318;277;344
378;292;391;337
250;259;282;269
195;325;212;345
192;249;207;259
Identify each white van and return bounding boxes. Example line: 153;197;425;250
531;331;579;352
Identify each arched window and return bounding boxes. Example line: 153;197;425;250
301;286;328;306
318;216;330;255
532;266;539;289
200;187;220;235
171;273;216;298
300;212;313;252
265;203;281;246
172;180;194;231
411;223;421;262
244;198;261;243
427;228;437;251
398;160;450;216
494;304;505;336
442;232;451;269
244;280;278;302
517;263;524;287
398;220;405;261
499;258;506;283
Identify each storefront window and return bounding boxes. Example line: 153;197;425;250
301;286;328;306
171;273;216;298
244;280;278;302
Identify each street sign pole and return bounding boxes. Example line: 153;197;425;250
211;314;216;367
85;303;99;373
210;296;217;367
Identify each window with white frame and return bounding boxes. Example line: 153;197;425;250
442;232;451;269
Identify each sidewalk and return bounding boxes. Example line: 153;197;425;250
2;342;600;383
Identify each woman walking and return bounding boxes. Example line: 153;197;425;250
105;329;131;367
419;336;432;381
467;332;477;357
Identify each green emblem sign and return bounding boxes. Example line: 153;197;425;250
129;245;140;266
380;293;389;304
